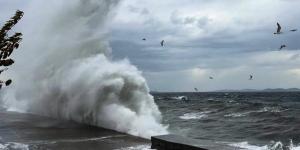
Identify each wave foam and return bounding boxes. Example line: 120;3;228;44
224;106;287;118
179;111;210;120
1;0;168;139
229;140;300;150
0;142;29;150
257;107;288;113
230;142;267;150
224;112;250;118
114;145;151;150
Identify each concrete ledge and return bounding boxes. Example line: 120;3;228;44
0;111;150;150
151;134;233;150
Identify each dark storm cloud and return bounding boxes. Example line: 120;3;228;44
2;0;300;91
110;0;300;91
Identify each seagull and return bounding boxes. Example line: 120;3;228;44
290;29;297;32
279;45;286;50
209;76;214;80
249;75;253;80
274;22;282;34
160;40;165;47
142;38;146;41
194;88;198;92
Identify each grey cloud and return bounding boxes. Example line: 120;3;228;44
141;8;149;15
289;54;300;60
183;17;196;24
197;17;211;28
111;40;171;71
170;11;211;28
128;5;140;13
4;0;300;91
0;1;27;22
127;5;150;15
170;11;181;24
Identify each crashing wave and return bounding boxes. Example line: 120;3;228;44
228;139;300;150
1;0;168;139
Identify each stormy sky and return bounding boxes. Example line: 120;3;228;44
2;0;300;92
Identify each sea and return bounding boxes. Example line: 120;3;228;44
1;92;300;150
153;92;300;150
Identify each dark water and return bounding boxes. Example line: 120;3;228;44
153;92;300;149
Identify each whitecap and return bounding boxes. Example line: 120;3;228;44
114;144;152;150
228;140;300;150
224;106;288;118
179;111;210;120
0;142;29;150
224;112;250;118
257;107;288;113
229;142;268;150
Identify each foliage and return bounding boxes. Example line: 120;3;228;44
0;10;24;89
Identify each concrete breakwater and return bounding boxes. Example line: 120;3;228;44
151;135;234;150
0;110;149;150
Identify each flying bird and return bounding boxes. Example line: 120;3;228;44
160;40;165;47
290;29;297;32
209;76;214;80
279;45;286;50
142;38;146;41
249;75;253;80
194;88;198;92
274;22;282;34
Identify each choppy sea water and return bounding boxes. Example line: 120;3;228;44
153;92;300;150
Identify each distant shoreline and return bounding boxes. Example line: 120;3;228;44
151;88;300;93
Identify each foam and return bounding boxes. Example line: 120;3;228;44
1;0;168;139
0;142;29;150
179;111;210;120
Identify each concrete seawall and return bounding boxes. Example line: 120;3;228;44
0;110;149;150
151;134;234;150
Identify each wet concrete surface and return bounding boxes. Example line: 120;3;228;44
151;134;234;150
0;111;149;150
